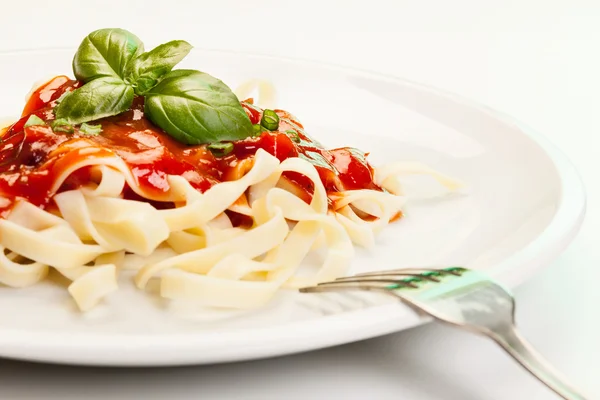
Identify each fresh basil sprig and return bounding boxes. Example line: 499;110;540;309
73;28;144;82
55;77;134;124
55;28;253;145
125;40;192;95
144;70;252;145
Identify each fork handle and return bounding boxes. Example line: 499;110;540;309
491;327;587;400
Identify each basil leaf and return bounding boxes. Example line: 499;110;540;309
80;122;103;135
144;70;253;145
51;118;74;134
73;28;144;82
24;115;46;127
207;142;234;157
252;123;264;137
54;77;134;124
285;129;300;142
286;119;323;148
55;91;70;104
125;40;192;95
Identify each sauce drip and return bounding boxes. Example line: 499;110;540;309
0;76;383;216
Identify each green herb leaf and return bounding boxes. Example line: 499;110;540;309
286;120;323;148
285;129;300;143
51;118;74;134
80;122;103;135
207;142;234;157
55;91;70;104
23;115;46;128
260;109;279;131
54;77;134;125
252;124;264;137
144;70;253;145
73;28;144;82
125;40;193;95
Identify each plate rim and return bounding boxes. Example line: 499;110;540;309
0;47;587;366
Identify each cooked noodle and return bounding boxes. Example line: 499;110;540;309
0;78;461;312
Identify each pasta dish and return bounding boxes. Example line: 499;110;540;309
0;29;459;311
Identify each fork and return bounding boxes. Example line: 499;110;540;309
300;267;587;400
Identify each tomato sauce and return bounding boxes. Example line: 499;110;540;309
0;76;383;216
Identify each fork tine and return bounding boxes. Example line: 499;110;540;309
354;267;465;278
302;267;469;294
337;272;441;282
354;268;432;277
299;282;390;294
319;278;419;288
300;281;427;315
299;285;355;294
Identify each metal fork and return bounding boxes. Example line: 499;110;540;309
300;267;587;400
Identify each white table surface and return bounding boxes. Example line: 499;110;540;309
1;1;599;398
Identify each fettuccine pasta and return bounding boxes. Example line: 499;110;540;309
0;76;459;312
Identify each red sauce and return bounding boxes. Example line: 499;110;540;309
0;76;384;217
21;75;71;117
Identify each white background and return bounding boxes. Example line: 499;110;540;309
0;0;599;398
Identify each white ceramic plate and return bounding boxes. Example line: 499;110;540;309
0;49;585;366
